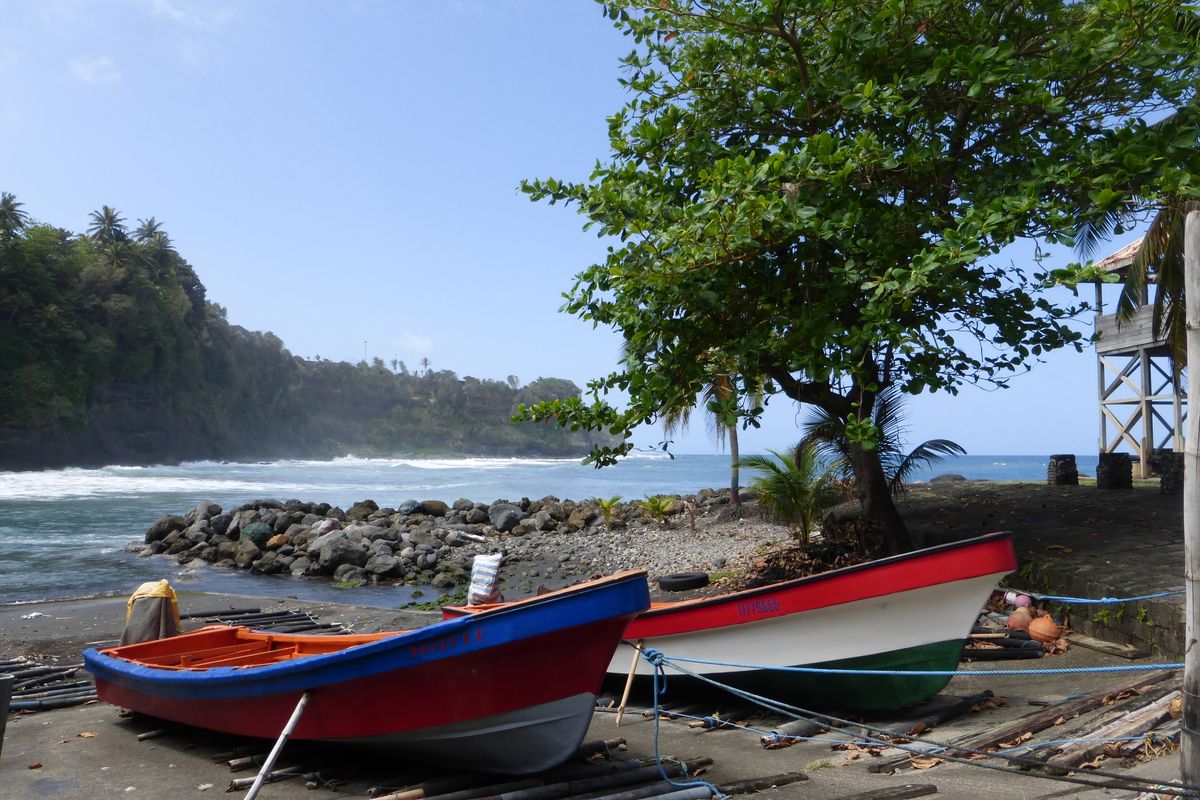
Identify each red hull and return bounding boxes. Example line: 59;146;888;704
94;618;623;740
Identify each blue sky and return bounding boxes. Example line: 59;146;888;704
1;0;1145;456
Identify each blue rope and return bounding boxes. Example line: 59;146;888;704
642;648;726;799
644;652;1200;797
1029;589;1184;604
656;653;1183;677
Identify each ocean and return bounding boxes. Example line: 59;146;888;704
0;453;1091;606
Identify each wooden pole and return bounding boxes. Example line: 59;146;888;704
243;691;309;800
1183;209;1200;788
615;640;644;727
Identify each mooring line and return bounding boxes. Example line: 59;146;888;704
639;648;1199;798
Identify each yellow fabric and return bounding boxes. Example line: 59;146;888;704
125;579;181;630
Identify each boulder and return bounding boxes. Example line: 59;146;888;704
418;500;450;517
289;556;312;577
567;506;597;529
488;503;526;533
265;533;289;550
234;539;261;569
306;530;345;555
145;515;186;543
184;501;222;526
465;507;489;525
365;554;401;577
452;498;474;512
397;500;421;515
334;564;367;583
431;572;458;589
240;521;274;549
319;536;369;572
209;513;233;535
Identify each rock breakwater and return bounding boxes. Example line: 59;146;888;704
131;491;791;599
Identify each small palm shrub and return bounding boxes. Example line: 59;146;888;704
596;496;621;528
636;494;675;525
739;445;839;544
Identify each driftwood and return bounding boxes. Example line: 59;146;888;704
1067;633;1151;660
1043;690;1181;773
759;717;829;748
868;670;1177;773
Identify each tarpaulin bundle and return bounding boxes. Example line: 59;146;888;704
120;579;181;645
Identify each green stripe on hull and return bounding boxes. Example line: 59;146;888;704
699;638;966;711
720;638;965;710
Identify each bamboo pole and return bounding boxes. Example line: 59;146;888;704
242;692;309;800
1183;209;1200;787
615;640;644;727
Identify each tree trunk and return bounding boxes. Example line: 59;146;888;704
728;423;741;506
1181;209;1200;786
849;443;913;556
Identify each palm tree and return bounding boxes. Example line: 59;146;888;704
134;217;168;243
0;192;29;235
801;384;966;498
88;206;128;244
419;357;432;375
660;350;758;506
739;445;838;543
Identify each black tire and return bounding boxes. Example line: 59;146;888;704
656;572;710;592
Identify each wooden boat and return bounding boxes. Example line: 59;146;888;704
446;533;1015;710
84;571;649;775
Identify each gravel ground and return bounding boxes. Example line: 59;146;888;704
491;503;794;598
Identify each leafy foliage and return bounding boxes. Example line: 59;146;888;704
802;385;966;497
636;494;676;524
596;495;622;527
516;0;1200;554
739;446;838;543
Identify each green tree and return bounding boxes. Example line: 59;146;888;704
87;206;128;244
516;0;1200;555
739;445;838;544
802;384;966;502
0;191;29;237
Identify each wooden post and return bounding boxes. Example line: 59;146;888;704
614;640;644;727
243;692;309;800
1183;209;1200;788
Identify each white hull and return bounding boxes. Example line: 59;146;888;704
609;572;1005;678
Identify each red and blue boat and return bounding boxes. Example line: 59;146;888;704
447;533;1016;710
84;570;649;775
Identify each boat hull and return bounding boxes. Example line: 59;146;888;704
612;533;1015;709
86;571;649;774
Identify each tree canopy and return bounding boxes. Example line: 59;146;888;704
518;0;1200;553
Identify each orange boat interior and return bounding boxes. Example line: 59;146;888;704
99;625;400;670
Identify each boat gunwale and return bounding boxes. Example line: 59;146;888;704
84;570;648;696
640;531;1014;618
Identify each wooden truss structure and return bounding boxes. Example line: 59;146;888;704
1093;240;1188;478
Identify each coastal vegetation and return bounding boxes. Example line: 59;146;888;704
739;445;838;543
516;0;1200;556
0;197;601;470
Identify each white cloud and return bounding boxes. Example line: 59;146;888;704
67;55;120;84
145;0;233;29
